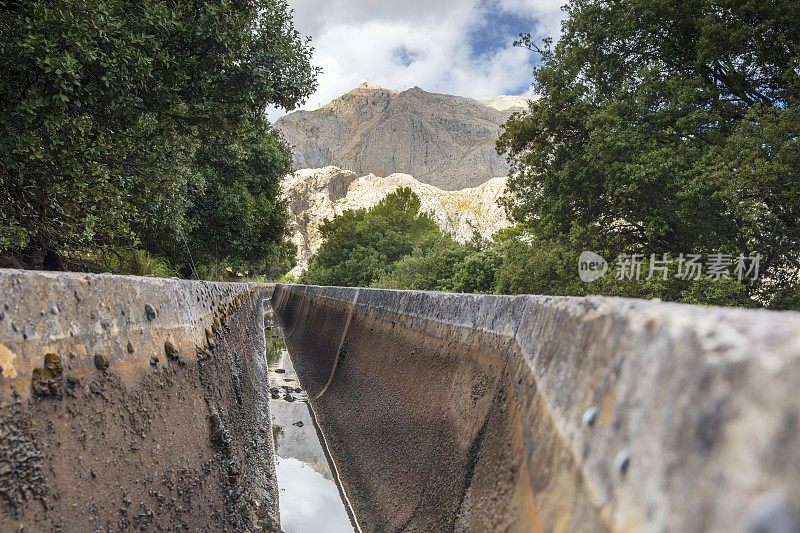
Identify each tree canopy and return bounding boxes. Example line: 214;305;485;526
302;188;440;287
0;0;318;278
499;0;800;308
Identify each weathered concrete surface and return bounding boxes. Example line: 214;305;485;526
0;269;278;531
272;285;800;533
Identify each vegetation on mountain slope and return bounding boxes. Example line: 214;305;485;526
307;192;753;308
302;188;440;287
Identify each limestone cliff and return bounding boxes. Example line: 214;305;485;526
283;167;510;277
476;95;531;112
275;86;529;190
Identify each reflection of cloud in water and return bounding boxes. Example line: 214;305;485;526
272;401;333;480
276;456;354;533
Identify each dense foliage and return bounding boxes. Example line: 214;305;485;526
0;0;317;278
356;219;751;308
498;0;800;308
302;188;440;287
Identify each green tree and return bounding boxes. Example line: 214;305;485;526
373;234;473;291
302;188;439;287
186;125;295;278
499;0;800;308
0;0;317;275
489;228;754;306
374;234;502;294
492;228;586;296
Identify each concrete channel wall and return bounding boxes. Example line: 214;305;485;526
0;270;278;531
272;284;800;533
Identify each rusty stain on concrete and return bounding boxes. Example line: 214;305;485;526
0;342;17;379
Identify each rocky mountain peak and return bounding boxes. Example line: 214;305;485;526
275;86;528;190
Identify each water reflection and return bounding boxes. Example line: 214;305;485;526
265;318;284;368
267;315;355;533
276;453;355;532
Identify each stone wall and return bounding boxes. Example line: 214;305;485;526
0;270;278;531
272;284;800;532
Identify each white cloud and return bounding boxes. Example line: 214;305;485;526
267;0;566;122
288;0;470;37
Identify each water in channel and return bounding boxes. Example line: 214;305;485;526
265;316;356;533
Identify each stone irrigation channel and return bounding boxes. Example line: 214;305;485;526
1;269;800;532
0;270;277;531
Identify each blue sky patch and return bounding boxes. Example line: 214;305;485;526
468;0;536;60
391;45;419;67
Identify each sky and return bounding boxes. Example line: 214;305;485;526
267;0;566;121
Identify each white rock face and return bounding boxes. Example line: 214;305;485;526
283;167;510;277
475;95;533;112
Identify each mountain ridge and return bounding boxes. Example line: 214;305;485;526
275;86;528;190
